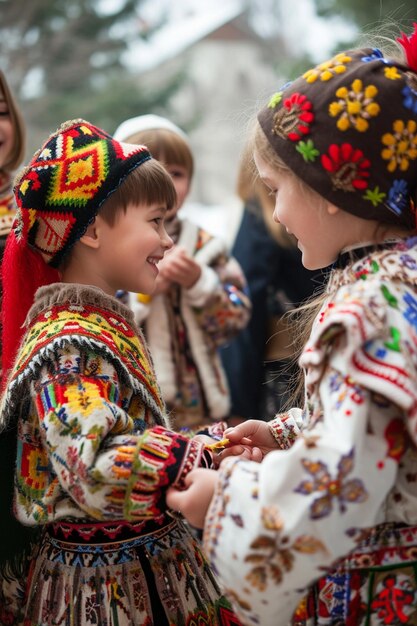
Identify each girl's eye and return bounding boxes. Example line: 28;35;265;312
0;109;10;117
152;217;163;225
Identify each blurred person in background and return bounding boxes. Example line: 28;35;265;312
0;70;26;374
221;152;321;423
114;115;251;430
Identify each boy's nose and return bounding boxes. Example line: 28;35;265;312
163;231;174;250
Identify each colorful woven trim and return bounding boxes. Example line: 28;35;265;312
10;301;165;417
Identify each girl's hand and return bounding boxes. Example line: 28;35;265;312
167;468;218;529
221;419;278;460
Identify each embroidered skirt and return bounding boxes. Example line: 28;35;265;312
292;523;417;625
20;516;241;626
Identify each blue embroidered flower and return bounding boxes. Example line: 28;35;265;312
361;49;389;64
403;292;417;329
400;253;417;271
294;449;368;519
402;84;417;114
386;179;409;216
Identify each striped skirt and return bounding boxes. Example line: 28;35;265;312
14;515;241;626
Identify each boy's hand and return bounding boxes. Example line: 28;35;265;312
167;468;218;529
159;246;202;289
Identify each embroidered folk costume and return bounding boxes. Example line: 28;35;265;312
203;31;417;626
129;218;250;429
0;120;240;625
113;115;251;429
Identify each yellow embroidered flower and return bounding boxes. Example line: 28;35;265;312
65;380;104;418
384;66;402;80
381;119;417;172
329;79;380;132
303;53;352;83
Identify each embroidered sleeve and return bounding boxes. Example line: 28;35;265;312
268;408;304;449
203;354;405;625
203;266;417;624
185;254;252;346
30;347;205;522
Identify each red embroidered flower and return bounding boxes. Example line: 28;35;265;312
274;92;314;141
321;143;371;191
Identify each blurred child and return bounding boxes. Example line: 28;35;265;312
221;152;321;421
0;119;241;625
0;71;26;371
168;28;417;626
114;115;251;429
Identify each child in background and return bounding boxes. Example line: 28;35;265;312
0;70;26;371
114;115;251;430
221;152;321;421
168;27;417;625
0;120;241;625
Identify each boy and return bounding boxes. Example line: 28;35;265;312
0;119;241;626
114;115;251;429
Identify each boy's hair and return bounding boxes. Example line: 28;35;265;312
123;128;194;180
0;70;26;171
99;157;177;226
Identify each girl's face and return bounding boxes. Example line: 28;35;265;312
0;87;14;169
164;163;190;217
254;151;360;270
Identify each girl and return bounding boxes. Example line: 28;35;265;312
168;26;417;626
113;115;251;430
0;120;241;625
221;151;321;422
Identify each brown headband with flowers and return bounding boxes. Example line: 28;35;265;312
258;28;417;228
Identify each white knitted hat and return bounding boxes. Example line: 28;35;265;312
113;114;189;143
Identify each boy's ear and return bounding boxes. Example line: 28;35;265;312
79;219;100;249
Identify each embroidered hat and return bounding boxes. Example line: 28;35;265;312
1;119;152;384
14;119;152;268
113;114;189;143
258;37;417;228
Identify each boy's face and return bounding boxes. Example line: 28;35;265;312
94;202;173;295
164;163;190;218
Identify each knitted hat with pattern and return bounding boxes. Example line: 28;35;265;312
1;119;152;384
258;34;417;228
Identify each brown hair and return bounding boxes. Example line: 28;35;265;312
123;128;194;180
0;70;26;171
99;158;177;226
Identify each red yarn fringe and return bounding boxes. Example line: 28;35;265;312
397;22;417;73
1;232;59;388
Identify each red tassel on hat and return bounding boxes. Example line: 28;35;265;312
397;22;417;72
1;231;59;388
